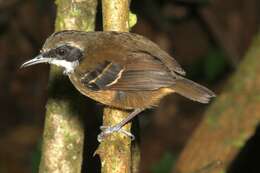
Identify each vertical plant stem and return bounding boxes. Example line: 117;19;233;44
96;0;140;173
102;0;129;32
173;32;260;173
38;0;97;173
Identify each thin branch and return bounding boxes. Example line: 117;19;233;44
172;32;260;173
102;0;129;32
96;0;140;173
38;0;97;173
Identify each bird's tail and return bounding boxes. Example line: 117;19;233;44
172;77;216;103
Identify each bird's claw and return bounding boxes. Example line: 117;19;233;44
97;125;135;142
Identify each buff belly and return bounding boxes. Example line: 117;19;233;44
69;74;174;109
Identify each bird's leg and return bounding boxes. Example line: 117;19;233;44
97;108;144;142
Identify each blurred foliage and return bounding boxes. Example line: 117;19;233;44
129;11;137;29
204;47;229;82
151;152;177;173
35;0;52;12
175;0;211;5
188;46;229;83
31;141;41;173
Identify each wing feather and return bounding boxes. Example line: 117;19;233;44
112;32;186;75
80;51;176;91
80;61;123;90
107;53;176;91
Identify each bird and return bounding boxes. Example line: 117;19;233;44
21;30;215;141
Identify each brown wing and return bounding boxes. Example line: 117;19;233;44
79;53;175;91
107;52;176;91
110;32;186;75
80;61;123;91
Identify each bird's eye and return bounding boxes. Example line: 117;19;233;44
57;48;67;56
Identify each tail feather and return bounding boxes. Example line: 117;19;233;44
173;77;216;103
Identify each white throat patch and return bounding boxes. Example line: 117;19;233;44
50;59;79;74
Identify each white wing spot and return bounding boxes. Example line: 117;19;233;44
106;68;125;87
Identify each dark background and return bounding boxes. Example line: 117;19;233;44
0;0;259;173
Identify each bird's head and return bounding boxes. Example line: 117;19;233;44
21;30;86;74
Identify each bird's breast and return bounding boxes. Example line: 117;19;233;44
68;73;117;106
68;73;174;110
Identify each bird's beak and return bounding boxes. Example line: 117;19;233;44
20;54;50;68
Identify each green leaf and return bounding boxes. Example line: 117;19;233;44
151;152;177;173
204;48;228;82
129;11;137;29
31;140;42;173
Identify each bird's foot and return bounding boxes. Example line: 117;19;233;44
97;125;135;142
